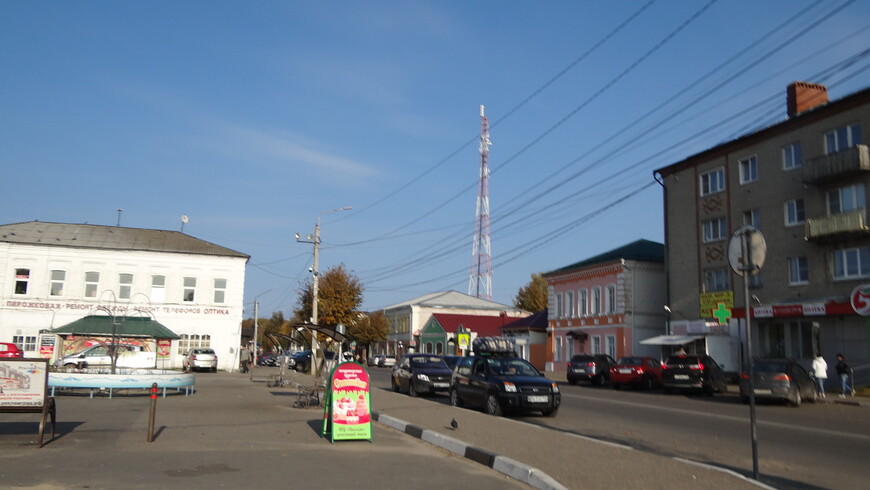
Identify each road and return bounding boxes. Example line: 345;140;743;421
368;366;870;489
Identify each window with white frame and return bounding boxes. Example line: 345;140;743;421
178;333;212;355
700;167;725;196
702;217;728;243
566;337;575;359
555;292;564;318
788;257;809;285
784;199;805;226
151;275;166;302
591;287;601;315
214;278;227;303
704;268;729;292
833;247;870;279
84;271;100;298
50;270;66;296
183;277;196;302
606;335;616;359
119;273;133;299
827;184;866;215
825;124;861;154
554;335;563;362
743;209;760;229
13;335;37;352
606;285;616;314
782;142;802;169
592;336;601;354
739;156;758;184
578;289;587;317
14;268;30;295
566;291;575;318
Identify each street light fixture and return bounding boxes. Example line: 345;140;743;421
296;206;351;375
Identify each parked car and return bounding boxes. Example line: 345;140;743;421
0;342;23;358
739;358;817;407
391;354;452;396
58;343;156;370
292;350;337;372
258;354;277;367
661;354;728;396
183;348;218;372
377;355;397;368
609;356;663;390
567;354;616;386
442;355;462;370
450;337;560;417
367;355;382;367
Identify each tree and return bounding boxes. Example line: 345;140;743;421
347;310;389;359
514;273;548;312
293;264;364;328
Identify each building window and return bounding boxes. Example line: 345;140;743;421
700;167;725;196
14;268;30;295
214;278;227;303
606;285;616;314
782;142;802;169
554;336;563;362
13;335;37;352
748;271;763;288
825;124;861;154
591;287;601;315
702;218;728;243
833;247;870;279
566;291;575;318
739;156;758;184
578;290;587;317
50;270;66;296
555;293;564;318
151;275;166;302
183;277;196;302
606;335;616;359
784;199;805;226
827;184;866;215
592;336;601;354
119;273;133;299
84;271;100;298
788;257;809;285
704;269;729;292
566;337;575;359
742;209;760;229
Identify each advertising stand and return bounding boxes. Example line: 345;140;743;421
321;362;371;443
0;358;56;447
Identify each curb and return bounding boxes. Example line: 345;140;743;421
372;411;567;490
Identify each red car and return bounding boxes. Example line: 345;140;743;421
609;356;663;390
0;342;24;358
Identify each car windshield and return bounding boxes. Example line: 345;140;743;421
411;356;448;369
486;358;539;377
617;357;645;365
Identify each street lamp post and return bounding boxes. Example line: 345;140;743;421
249;287;277;380
296;206;351;375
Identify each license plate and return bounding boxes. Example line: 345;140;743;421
573;368;587;373
434;382;449;388
527;395;548;403
674;374;689;380
619;369;632;374
754;388;772;395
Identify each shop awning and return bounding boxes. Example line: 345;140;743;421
50;315;180;339
639;335;705;346
566;330;589;340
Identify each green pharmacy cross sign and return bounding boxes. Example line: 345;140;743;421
713;303;732;325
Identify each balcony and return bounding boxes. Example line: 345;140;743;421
802;144;870;184
805;208;870;242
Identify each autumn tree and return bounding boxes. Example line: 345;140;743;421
293;264;364;328
514;273;548;312
347;310;389;360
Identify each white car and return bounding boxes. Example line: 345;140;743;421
378;355;397;368
57;344;156;370
182;348;218;372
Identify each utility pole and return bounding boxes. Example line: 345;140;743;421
250;299;258;381
469;105;493;300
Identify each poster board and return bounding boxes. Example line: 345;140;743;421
321;362;371;443
1;358;48;408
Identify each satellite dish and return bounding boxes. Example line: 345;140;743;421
181;215;189;224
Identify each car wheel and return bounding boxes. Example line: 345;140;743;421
594;374;604;386
612;383;621;390
789;387;802;407
662;387;672;395
408;380;418;397
449;388;463;407
542;408;558;417
485;392;503;416
643;377;654;391
567;378;577;386
391;377;400;393
703;384;715;396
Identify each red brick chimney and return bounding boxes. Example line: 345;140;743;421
787;81;828;118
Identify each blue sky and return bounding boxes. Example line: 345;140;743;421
2;1;869;318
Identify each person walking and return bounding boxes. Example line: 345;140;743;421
835;353;854;397
240;345;251;373
811;353;828;398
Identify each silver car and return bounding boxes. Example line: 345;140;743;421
183;348;218;372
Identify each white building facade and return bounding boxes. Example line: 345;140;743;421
0;221;249;371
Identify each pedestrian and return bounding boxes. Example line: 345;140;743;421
811;353;828;398
240;345;250;373
835;353;854;397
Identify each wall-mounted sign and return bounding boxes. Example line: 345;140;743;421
851;284;870;316
322;362;371;443
700;291;733;319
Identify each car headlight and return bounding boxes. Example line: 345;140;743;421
503;381;517;392
416;373;430;382
551;382;560;393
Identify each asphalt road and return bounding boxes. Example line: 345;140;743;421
368;366;870;490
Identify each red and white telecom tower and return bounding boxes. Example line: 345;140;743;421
469;105;493;300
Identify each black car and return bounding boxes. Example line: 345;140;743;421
292;350;337;372
449;338;560;417
739;358;817;407
566;354;616;386
661;354;728;396
391;354;452;396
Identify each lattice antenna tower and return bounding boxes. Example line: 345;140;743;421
469;104;493;300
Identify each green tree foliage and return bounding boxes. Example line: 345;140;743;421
293;264;364;328
514;273;548;312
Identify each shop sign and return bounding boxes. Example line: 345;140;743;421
851;284;870;316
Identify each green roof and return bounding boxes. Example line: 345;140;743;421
50;315;180;339
543;239;664;277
